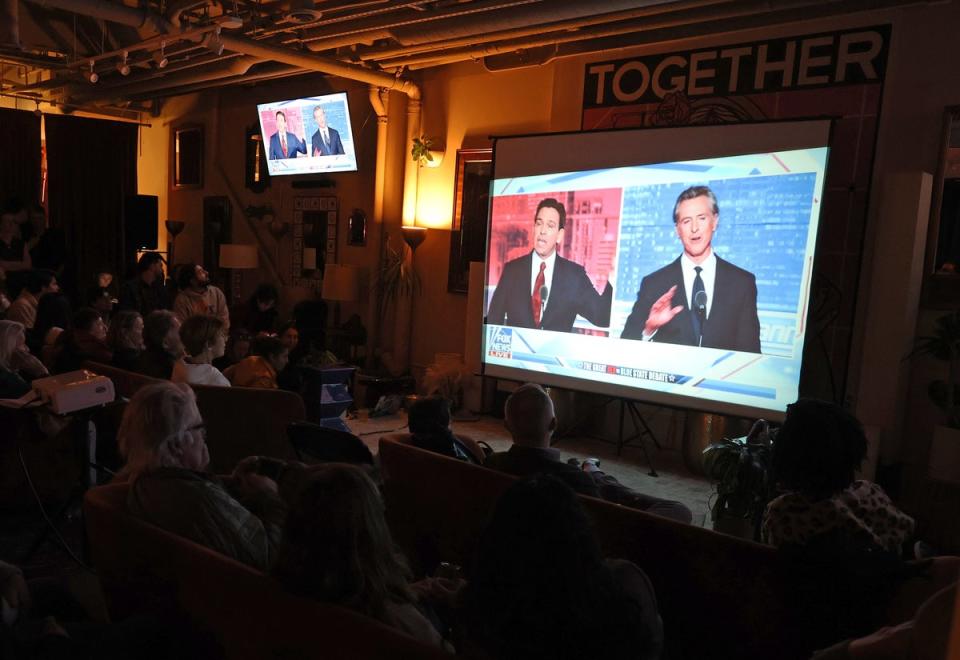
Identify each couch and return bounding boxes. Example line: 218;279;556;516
83;482;452;660
378;435;812;660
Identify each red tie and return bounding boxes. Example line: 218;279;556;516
281;135;287;157
531;261;546;327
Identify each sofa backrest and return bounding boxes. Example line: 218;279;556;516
378;435;810;660
83;360;160;398
83;483;450;660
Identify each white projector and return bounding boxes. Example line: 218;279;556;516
32;370;115;414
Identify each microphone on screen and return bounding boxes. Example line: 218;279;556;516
694;290;708;319
539;285;548;327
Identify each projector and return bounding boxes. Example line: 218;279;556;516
32;370;115;415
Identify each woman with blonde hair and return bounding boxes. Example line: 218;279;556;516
117;381;285;570
0;319;47;398
173;314;230;386
274;464;450;649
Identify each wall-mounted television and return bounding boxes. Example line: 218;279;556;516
256;91;357;176
482;120;831;421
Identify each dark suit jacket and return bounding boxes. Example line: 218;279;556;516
620;255;761;353
311;127;345;156
486;252;613;333
268;131;307;160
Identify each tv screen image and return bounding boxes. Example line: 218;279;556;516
257;91;357;175
483;121;831;420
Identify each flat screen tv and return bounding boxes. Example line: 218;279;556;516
256;91;357;175
482;120;831;421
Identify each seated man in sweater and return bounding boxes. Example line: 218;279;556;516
484;383;692;523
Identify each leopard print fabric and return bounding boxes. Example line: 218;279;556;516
762;480;914;553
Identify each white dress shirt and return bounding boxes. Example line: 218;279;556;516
680;250;717;320
529;250;557;310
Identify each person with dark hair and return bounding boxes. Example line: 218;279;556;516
224;335;287;388
273;464;450;649
87;285;115;323
119;252;170;318
108;309;144;371
133;310;184;379
0;204;31;286
461;475;663;660
485;383;692;523
310;105;345;157
268;110;307;160
173;262;230;334
0;320;47;397
486;197;613;333
52;307;111;373
763;399;914;553
232;283;279;335
407;396;482;464
173;315;230;387
621;185;760;352
29;291;71;367
6;269;58;329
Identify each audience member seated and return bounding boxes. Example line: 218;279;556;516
460;475;663;660
28;291;70;367
0;320;47;398
763;399;914;554
132;310;183;379
225;335;288;389
279;321;299;353
173;315;230;387
173;262;230;334
107;310;143;371
212;328;251;372
232;283;279;335
116;382;287;571
0;201;31;293
52;307;112;373
6;268;58;329
273;464;451;650
118;252;169;318
407;396;482;464
484;384;692;523
87;286;115;324
276;321;303;392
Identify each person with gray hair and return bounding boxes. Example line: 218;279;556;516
0;319;47;398
621;184;760;352
117;381;287;571
484;383;692;523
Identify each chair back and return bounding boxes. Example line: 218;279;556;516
287;421;373;464
83;483;451;660
83;360;160;398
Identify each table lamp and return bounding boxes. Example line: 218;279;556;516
219;243;259;304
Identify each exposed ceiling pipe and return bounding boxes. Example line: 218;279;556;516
357;0;736;61
0;0;20;48
253;0;437;39
24;0;175;34
168;0;215;29
218;33;420;99
111;64;310;101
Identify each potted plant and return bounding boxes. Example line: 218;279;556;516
702;420;776;540
410;135;442;166
912;310;960;481
422;355;468;412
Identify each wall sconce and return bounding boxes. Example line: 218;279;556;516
87;59;98;83
116;51;130;76
401;226;427;253
425;148;444;168
153;42;168;69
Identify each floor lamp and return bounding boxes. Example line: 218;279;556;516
322;263;360;328
219;244;259;305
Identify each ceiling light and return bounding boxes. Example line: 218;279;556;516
203;28;224;56
153;42;168;69
117;51;130;76
285;0;322;23
87;59;98;83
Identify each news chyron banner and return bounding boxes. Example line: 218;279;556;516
582;25;890;398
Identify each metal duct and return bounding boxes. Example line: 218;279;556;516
25;0;175;33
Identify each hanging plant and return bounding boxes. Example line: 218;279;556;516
411;135;435;166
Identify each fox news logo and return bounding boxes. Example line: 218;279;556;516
488;327;512;359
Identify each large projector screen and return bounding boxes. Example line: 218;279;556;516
482;120;831;420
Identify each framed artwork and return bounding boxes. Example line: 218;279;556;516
292;195;338;288
172;124;203;189
448;148;492;293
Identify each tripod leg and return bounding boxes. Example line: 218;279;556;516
627;402;658;477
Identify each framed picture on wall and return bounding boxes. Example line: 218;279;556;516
172;124;204;189
448;148;492;294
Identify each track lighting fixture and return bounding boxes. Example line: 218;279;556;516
203;27;224;56
87;59;98;83
117;51;130;76
154;42;168;69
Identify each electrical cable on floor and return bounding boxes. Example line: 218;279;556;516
358;424;408;436
17;443;96;574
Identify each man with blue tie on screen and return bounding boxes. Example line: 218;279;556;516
486;197;612;333
268;110;307;160
310;106;345;157
620;185;761;353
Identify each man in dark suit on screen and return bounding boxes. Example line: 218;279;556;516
310;106;345;157
486;197;613;333
620;185;761;353
268;110;307;160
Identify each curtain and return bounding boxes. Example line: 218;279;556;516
0;107;42;207
45;114;138;302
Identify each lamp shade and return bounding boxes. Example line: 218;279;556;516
322;263;360;302
219;244;259;269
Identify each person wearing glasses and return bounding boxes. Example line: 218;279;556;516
620;185;760;353
117;382;300;571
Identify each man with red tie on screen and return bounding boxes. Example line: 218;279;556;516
486;197;613;333
620;185;761;353
268;110;307;160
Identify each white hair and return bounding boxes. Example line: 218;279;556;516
117;381;202;481
0;320;26;371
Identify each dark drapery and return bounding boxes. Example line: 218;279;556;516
45;114;138;301
0;107;42;207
